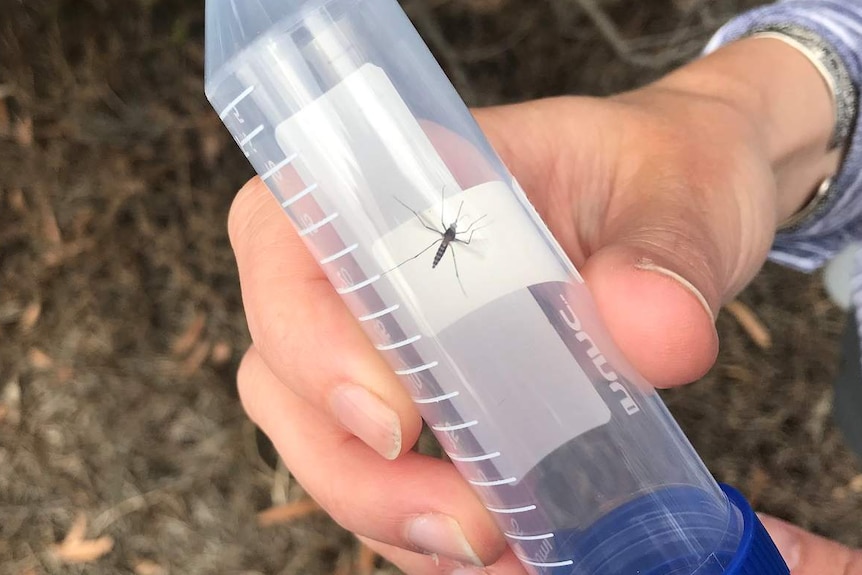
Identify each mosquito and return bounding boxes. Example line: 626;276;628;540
388;189;488;294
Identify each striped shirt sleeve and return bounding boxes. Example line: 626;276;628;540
706;1;862;272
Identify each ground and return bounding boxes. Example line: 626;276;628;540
1;0;861;573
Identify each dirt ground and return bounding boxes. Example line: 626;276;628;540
2;0;862;573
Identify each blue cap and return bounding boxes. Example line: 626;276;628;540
720;484;789;575
541;484;788;574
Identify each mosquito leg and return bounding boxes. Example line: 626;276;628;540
451;247;467;296
454;223;490;246
459;214;488;236
384;238;443;275
394;197;440;234
440;186;447;230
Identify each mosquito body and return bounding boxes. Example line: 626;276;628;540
390;190;488;294
432;223;459;269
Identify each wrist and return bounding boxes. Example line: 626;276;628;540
653;36;843;225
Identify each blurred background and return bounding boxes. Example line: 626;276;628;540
2;0;862;573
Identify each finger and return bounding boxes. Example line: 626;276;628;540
358;536;529;575
238;346;508;566
228;177;422;459
760;515;862;574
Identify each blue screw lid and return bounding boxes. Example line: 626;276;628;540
720;484;790;575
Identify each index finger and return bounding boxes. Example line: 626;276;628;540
228;176;423;459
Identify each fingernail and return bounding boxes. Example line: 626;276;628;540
635;259;715;324
451;568;487;575
759;515;801;570
329;384;402;460
406;514;483;567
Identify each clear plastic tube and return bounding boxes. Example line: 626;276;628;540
206;1;743;573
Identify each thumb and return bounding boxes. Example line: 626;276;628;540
761;514;862;574
579;198;725;389
574;99;777;389
472;96;775;388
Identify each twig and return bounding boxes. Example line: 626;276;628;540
747;466;770;507
357;542;378;575
27;348;53;370
172;313;206;356
402;0;480;104
256;499;322;528
725;300;772;350
555;0;696;69
456;13;537;63
624;25;709;52
19;301;42;332
92;477;193;532
334;554;353;575
270;459;291;507
180;341;211;376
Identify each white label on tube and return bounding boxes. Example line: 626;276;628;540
275;63;611;479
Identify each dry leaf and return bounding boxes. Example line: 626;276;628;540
172;314;206;356
357;542;378;575
20;301;41;332
134;559;167;575
1;377;21;427
8;188;26;213
28;348;53;370
463;0;506;13
725;301;772;350
210;341;232;366
334;555;352;575
256;499;321;528
200;130;224;168
52;513;114;564
14;116;32;147
55;366;75;385
0;98;9;137
181;341;211;376
42;238;98;268
747;466;770;506
40;198;62;246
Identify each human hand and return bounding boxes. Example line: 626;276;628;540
758;515;862;575
231;38;843;573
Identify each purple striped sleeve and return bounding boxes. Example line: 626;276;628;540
705;0;862;272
